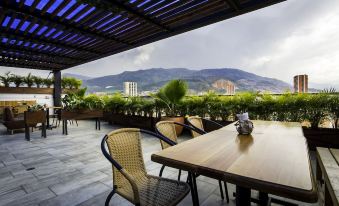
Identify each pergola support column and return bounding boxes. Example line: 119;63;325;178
53;70;62;107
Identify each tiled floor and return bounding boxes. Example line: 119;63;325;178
0;120;320;206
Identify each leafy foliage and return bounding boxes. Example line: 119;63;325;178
0;72;13;87
11;74;24;87
43;78;54;88
32;76;44;88
152;79;188;117
23;73;34;87
62;77;82;89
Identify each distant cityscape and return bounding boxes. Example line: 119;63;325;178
121;74;310;97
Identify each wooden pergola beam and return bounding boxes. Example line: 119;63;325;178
0;2;131;47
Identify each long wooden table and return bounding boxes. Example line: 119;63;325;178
151;121;318;205
316;148;339;206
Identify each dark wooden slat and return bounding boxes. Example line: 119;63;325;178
2;5;132;48
0;45;77;65
15;16;28;33
224;0;240;11
0;33;87;61
59;1;81;22
97;0;171;31
50;0;71;18
41;0;57;15
30;0;40;12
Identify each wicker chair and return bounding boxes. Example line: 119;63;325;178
187;116;223;137
101;128;191;206
155;120;229;203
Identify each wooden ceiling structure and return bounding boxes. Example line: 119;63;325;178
0;0;285;71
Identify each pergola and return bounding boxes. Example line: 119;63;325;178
0;0;284;106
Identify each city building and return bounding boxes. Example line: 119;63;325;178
212;79;235;95
294;75;308;93
124;82;138;96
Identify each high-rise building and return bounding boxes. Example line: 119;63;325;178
124;82;138;96
212;79;235;95
294;75;308;93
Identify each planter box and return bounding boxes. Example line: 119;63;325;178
0;87;77;94
61;110;103;120
303;127;339;150
104;113;159;131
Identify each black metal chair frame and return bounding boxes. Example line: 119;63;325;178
155;121;229;204
101;129;197;206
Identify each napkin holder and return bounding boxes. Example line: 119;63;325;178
235;113;253;135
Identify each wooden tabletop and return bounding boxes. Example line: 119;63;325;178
151;121;317;203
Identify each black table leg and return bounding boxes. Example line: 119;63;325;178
98;118;101;130
62;120;65;134
188;172;199;206
259;192;269;205
65;120;68;135
95;119;98;130
236;186;251;206
192;173;200;205
25;125;30;141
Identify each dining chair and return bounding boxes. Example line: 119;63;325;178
156;120;229;203
101;128;191;206
187;116;224;137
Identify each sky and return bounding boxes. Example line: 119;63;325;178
1;0;339;89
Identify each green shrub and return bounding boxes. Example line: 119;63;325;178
152;79;188;117
43;78;54;88
32;76;44;88
23;73;34;87
0;72;13;87
11;75;24;87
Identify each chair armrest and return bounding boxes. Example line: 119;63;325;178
101;135;141;204
141;129;177;146
202;118;223;128
174;121;206;135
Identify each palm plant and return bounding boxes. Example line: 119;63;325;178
23;73;34;87
32;76;44;88
43;78;54;88
0;72;13;87
152;79;188;117
11;74;24;87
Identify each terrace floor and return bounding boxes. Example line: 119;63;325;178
0;120;321;206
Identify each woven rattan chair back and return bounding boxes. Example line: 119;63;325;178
156;121;178;149
106;128;147;190
187;116;204;138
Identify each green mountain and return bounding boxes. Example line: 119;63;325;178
81;68;292;93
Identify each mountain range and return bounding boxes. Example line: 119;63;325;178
64;68;293;93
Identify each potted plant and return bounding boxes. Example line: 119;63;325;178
11;74;24;87
32;76;44;88
61;88;103;119
0;72;13;87
152;79;188;135
43;78;54;88
23;73;34;88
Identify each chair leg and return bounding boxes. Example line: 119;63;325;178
224;181;229;203
75;120;78;127
218;180;224;200
178;169;181;182
105;189;115;206
159;165;165;177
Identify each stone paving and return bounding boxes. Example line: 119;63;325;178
0;120;320;206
